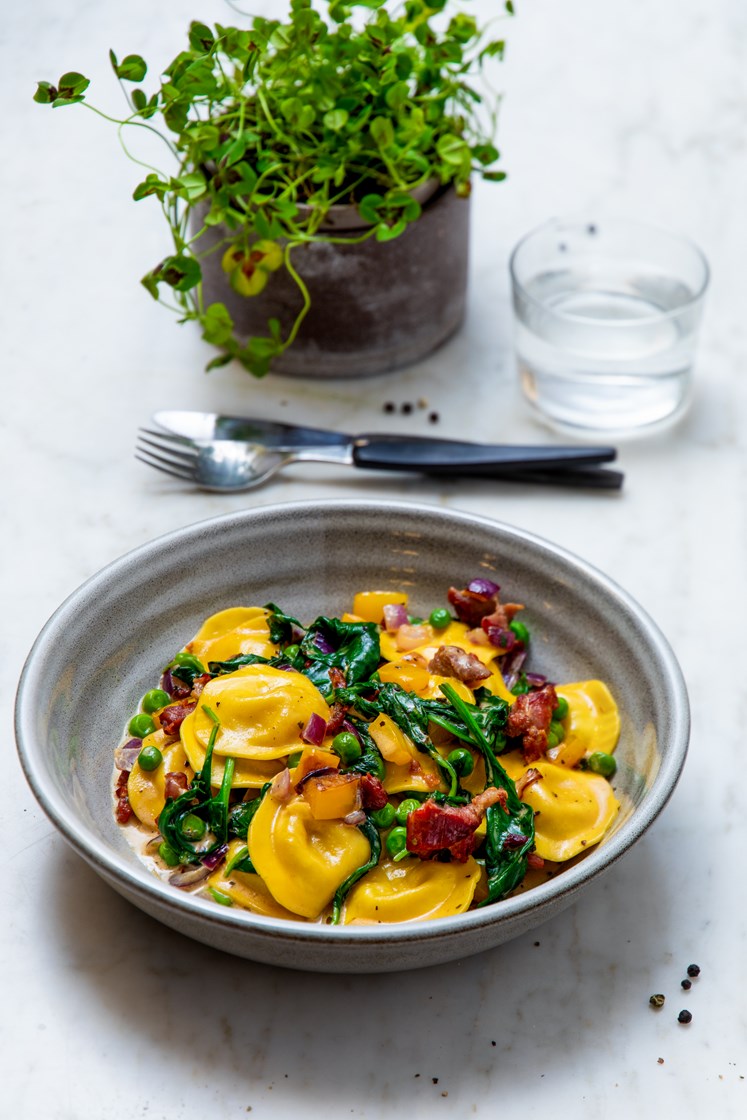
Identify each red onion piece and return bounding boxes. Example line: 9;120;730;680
313;632;335;654
467;577;500;597
295;766;338;793
485;626;516;651
340;719;361;742
114;739;142;770
160;669;175;695
302;712;327;746
383;603;409;631
201;844;228;871
270;768;292;801
168;865;211;888
343;809;366;827
525;672;549;688
500;646;527;689
290;623;306;644
395;623;430;651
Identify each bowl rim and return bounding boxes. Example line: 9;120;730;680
15;498;690;945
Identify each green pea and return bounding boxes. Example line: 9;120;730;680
429;608;451;629
509;619;530;645
158;841;180;867
180;813;207;840
386;826;409;858
128;713;156;739
331;731;362;766
172;652;206;674
284;644;300;661
447;747;474;777
549;720;565;744
370;803;396;829
287;750;303;768
587;752;617;778
138;744;163;772
395;797;421;825
142;688;171;714
552;696;570;721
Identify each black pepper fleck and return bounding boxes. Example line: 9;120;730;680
383;402;395;414
649;994;666;1009
432;1078;439;1084
678;1010;693;1024
687;963;701;977
657;1058;664;1065
681;978;692;990
401;402;413;415
491;1040;496;1047
428;411;440;424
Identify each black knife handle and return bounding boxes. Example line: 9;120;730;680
352;438;617;473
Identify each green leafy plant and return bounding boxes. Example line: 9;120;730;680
35;0;513;376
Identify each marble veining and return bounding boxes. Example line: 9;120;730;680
5;0;747;1115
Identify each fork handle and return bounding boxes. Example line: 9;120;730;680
352;438;617;474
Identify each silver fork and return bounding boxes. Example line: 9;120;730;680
135;428;624;491
136;429;352;493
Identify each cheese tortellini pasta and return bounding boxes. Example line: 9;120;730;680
114;588;621;925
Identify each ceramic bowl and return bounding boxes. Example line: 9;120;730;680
15;500;689;973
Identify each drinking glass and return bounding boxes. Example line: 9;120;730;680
509;218;709;436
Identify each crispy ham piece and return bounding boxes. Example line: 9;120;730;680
447;586;498;627
158;702;197;737
428;644;491;686
506;684;558;762
406;787;507;862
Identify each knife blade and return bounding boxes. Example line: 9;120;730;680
154;409;350;448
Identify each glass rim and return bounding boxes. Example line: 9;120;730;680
509;216;710;328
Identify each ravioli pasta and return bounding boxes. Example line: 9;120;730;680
114;583;621;924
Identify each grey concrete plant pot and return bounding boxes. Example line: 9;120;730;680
198;185;471;378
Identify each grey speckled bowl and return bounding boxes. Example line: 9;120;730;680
15;501;689;973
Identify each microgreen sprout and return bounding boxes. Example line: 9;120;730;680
34;0;513;375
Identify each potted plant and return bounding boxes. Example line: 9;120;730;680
35;0;513;378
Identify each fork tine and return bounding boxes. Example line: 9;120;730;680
139;427;197;448
135;449;193;481
137;431;197;464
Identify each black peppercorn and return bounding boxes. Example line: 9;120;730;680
383;402;395;414
681;978;692;990
428;411;440;424
687;963;700;977
401;402;413;415
678;1010;693;1024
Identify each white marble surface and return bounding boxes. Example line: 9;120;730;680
5;0;747;1115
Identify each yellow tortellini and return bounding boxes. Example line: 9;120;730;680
500;751;619;862
208;840;300;920
117;593;623;926
184;663;329;761
249;792;371;919
185;606;277;665
548;680;621;767
127;732;193;828
344;856;481;924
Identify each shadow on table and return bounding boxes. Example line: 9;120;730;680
42;832;672;1106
